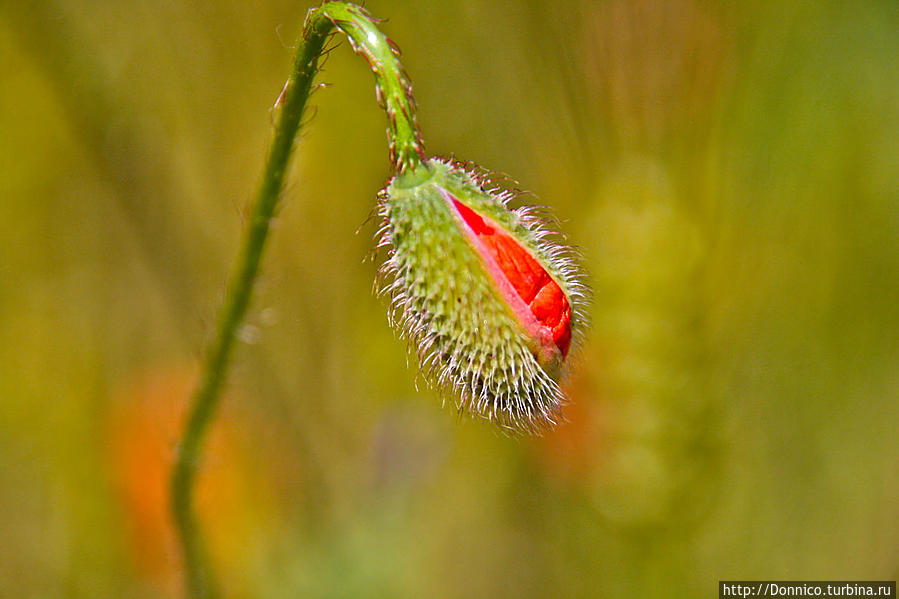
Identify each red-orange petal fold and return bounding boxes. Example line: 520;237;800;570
453;199;571;357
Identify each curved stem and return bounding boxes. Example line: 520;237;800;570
169;3;424;598
316;2;426;171
169;15;331;599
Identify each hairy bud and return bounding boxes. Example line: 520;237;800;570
377;158;589;432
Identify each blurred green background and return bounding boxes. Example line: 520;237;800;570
1;0;897;597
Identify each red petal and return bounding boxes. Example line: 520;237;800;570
453;199;571;357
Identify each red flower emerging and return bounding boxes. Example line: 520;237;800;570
379;158;590;432
452;198;572;357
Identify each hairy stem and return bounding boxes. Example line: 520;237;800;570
318;2;426;171
169;2;424;598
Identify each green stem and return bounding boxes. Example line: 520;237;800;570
318;2;426;171
169;3;424;598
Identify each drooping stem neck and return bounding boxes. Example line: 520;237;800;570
306;2;426;172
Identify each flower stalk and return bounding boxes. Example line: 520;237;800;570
170;3;423;597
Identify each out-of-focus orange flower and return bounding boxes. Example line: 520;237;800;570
532;356;609;484
104;366;282;596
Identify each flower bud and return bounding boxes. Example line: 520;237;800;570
377;158;589;432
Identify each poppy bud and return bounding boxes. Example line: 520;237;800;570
377;158;589;432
